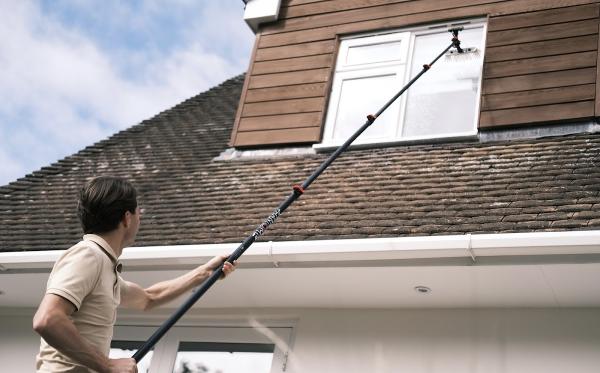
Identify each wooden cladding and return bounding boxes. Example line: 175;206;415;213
480;3;599;128
230;0;600;148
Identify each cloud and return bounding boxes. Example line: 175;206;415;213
0;0;253;185
0;147;27;184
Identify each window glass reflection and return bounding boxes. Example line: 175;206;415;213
172;342;274;373
110;341;153;373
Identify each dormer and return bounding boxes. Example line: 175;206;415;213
231;1;600;148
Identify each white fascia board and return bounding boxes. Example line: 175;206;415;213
471;231;600;256
1;231;600;270
244;0;282;32
271;235;469;262
0;250;62;270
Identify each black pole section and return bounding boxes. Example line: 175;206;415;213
133;34;460;363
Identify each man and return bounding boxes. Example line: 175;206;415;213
33;176;236;373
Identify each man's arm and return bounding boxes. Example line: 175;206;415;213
120;255;235;311
33;294;137;373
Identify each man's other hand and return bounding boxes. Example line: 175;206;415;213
205;255;237;279
108;358;137;373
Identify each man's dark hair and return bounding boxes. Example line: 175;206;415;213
77;176;138;234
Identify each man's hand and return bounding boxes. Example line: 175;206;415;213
204;255;237;279
107;358;137;373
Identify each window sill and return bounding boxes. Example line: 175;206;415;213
312;131;479;152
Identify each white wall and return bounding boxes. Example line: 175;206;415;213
0;309;40;373
284;308;600;373
3;307;600;373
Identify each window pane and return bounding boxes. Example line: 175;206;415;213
403;26;484;137
332;72;402;142
346;40;404;66
172;342;274;373
110;341;153;373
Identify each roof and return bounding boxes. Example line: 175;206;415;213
1;75;600;252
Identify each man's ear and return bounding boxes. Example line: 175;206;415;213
122;210;132;228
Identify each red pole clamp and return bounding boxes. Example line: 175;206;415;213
367;114;377;122
292;184;305;195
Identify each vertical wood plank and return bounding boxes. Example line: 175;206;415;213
480;4;599;130
235;2;600;146
230;33;261;147
596;20;600;116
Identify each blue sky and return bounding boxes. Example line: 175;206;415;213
0;0;254;186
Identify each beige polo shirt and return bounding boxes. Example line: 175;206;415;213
36;234;124;373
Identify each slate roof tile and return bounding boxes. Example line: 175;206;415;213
1;74;600;252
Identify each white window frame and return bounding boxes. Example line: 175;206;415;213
322;65;408;143
336;32;411;72
111;325;293;373
317;19;487;149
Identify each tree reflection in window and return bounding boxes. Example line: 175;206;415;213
173;342;275;373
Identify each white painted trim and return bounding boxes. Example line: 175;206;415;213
313;132;478;151
1;231;600;270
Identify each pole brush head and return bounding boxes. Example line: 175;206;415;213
448;26;464;36
445;26;480;62
445;47;480;61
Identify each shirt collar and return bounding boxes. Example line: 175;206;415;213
83;234;123;273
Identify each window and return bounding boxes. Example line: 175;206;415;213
110;325;292;373
172;342;274;373
320;20;486;147
110;340;154;373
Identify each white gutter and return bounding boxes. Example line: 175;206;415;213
1;231;600;271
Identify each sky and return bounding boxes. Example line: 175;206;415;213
0;0;255;186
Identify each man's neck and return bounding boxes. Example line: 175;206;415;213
95;231;125;258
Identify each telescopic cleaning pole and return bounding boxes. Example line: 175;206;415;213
132;27;466;362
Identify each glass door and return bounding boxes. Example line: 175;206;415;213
171;341;275;373
110;340;155;373
157;326;292;373
111;326;163;373
111;324;293;373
